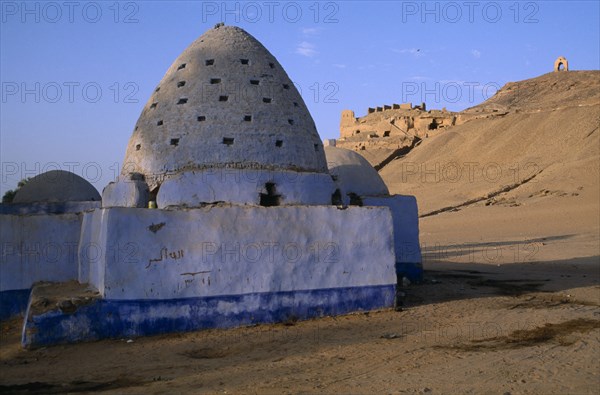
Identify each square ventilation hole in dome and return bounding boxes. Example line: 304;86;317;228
275;140;283;147
222;137;234;146
293;102;299;107
205;59;214;66
250;79;260;85
262;97;272;103
240;59;249;65
170;138;179;146
177;98;188;105
177;63;186;70
314;144;319;152
197;116;206;122
219;95;229;102
269;62;275;69
177;81;186;88
157;120;163;126
244;115;252;122
135;144;141;151
150;102;157;109
210;78;221;84
283;84;290;90
288;119;294;125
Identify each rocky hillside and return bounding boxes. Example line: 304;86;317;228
376;71;599;228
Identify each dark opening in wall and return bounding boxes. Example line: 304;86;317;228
177;81;186;88
244;115;252;122
222;137;234;146
219;95;229;102
177;63;186;70
428;120;438;130
288;119;294;125
135;144;141;151
331;189;342;205
314;144;319;152
283;84;290;90
149;186;159;205
177;98;188;105
240;59;249;65
170;138;180;146
154;87;160;93
197;116;206;122
383;131;390;137
205;59;214;66
275;140;283;147
157;120;163;126
150;102;158;109
355;130;360;134
263;97;272;103
260;182;280;207
210;78;221;84
293;102;298;107
269;62;275;69
348;193;363;206
250;79;260;85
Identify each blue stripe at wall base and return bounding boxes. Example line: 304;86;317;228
22;284;395;349
0;289;30;321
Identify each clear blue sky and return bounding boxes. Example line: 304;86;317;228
1;1;599;194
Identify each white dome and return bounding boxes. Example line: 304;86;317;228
123;25;327;191
115;25;334;208
325;147;389;202
13;170;100;203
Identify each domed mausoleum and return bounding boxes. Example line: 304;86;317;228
3;25;421;348
107;25;334;208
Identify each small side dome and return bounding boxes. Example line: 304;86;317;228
13;170;101;203
325;146;389;201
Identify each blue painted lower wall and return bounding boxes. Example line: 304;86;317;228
0;289;30;321
396;262;424;283
22;284;395;348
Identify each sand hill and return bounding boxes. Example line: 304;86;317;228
379;72;599;256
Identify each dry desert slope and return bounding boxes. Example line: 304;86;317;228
380;71;599;259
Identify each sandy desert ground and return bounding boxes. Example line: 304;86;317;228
1;72;598;394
